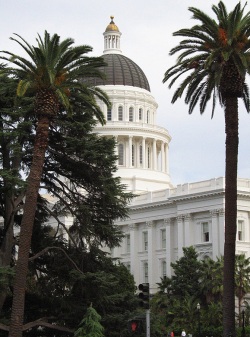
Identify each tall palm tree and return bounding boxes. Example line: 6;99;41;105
163;2;250;336
0;31;110;337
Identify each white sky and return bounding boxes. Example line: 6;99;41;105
1;0;250;186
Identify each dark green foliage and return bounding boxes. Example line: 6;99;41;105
151;247;222;337
74;305;104;337
170;246;202;298
0;72;135;335
152;250;250;337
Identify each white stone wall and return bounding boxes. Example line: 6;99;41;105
111;177;250;293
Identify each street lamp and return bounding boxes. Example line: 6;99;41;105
197;303;201;337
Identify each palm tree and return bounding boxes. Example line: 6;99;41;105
200;257;223;304
163;2;250;336
0;31;110;337
235;254;250;326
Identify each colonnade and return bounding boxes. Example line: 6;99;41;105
115;135;169;173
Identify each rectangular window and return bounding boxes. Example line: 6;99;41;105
202;222;209;242
144;262;148;283
126;234;130;253
162;260;167;278
161;229;166;249
143;231;148;251
107;108;112;121
118;143;124;166
238;220;244;241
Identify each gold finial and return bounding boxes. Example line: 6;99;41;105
105;16;119;32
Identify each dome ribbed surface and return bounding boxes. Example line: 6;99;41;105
90;54;150;91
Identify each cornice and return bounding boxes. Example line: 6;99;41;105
129;190;225;211
129;188;250;212
95;123;171;140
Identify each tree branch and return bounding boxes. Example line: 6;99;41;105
29;246;84;274
0;318;74;333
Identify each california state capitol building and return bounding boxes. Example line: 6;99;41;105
61;17;250;293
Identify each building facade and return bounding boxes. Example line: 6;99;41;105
92;17;250;293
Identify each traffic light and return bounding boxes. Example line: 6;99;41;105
138;282;149;309
128;319;142;333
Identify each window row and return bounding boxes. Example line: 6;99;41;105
124;229;166;254
107;106;151;123
123;260;166;281
123;219;247;258
200;219;246;243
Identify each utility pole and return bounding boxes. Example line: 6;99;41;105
146;309;150;337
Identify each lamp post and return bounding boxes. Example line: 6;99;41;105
197;303;201;337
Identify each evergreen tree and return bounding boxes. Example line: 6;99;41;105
0;42;133;335
74;305;104;337
0;98;135;336
170;246;202;298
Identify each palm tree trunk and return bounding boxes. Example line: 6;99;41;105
223;96;239;337
8;115;50;337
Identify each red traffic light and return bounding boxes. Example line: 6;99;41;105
128;319;142;333
131;321;138;332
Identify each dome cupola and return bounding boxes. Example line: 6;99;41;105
93;17;172;192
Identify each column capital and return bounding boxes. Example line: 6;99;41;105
129;223;138;231
146;221;154;228
184;213;192;221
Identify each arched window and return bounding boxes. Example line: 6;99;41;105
118;143;124;165
147;110;150;123
129;107;134;122
118;106;123;121
139;108;143;121
107;108;112;121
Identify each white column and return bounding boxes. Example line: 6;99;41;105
218;208;225;256
184;214;191;247
136;139;140;168
142;137;146;169
161;141;165;172
153;138;157;170
146;221;154;287
210;210;219;259
177;215;184;258
129;136;133;168
165;143;169;174
114;136;118;166
165;218;172;277
114;103;118;121
129;224;139;284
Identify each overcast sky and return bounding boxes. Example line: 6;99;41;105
1;0;250;186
